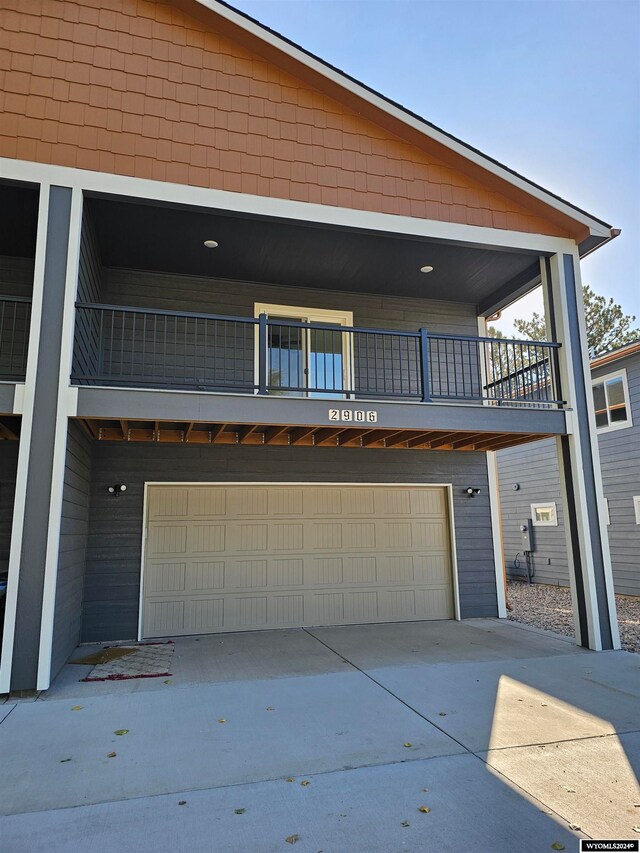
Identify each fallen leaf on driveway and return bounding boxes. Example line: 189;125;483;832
107;752;116;758
218;718;227;723
401;820;410;827
438;712;447;717
178;801;187;806
568;823;581;831
71;706;83;711
266;706;275;711
60;758;72;763
163;680;171;685
285;834;300;844
404;742;412;748
300;780;310;787
234;808;246;815
113;729;129;736
286;778;295;783
551;844;565;851
632;826;640;833
422;788;429;793
560;786;576;793
418;806;431;813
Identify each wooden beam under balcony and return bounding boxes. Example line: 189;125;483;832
76;417;550;454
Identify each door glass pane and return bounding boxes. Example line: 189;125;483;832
592;382;608;427
606;377;628;423
267;318;304;396
309;326;343;397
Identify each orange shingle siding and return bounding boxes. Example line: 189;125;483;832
0;0;570;237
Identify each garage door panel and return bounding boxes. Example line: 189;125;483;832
188;487;227;518
148;488;189;520
148;525;187;556
189;561;225;591
143;485;454;637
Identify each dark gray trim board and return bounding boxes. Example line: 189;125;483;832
10;186;72;691
82;443;497;642
561;254;613;649
75;387;568;437
0;383;15;415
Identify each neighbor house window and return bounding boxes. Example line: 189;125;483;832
592;370;632;432
634;496;640;525
531;502;558;526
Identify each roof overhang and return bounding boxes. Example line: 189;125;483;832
186;0;617;249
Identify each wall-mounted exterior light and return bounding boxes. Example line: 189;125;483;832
108;484;127;497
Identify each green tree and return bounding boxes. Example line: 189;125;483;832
495;285;638;357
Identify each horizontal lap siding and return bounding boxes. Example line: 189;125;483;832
498;355;640;597
593;355;640;597
51;421;92;677
81;444;496;642
0;441;18;580
497;437;569;586
95;267;479;393
72;209;103;382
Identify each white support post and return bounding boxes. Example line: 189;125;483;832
544;253;619;650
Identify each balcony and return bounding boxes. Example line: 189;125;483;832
0;295;31;382
71;303;562;408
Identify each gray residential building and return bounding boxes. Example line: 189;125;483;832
498;340;640;596
0;0;623;694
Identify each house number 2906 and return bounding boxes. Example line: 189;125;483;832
328;409;378;423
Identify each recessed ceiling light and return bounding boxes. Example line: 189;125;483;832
420;265;434;273
203;240;219;249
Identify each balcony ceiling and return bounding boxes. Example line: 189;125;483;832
88;196;541;307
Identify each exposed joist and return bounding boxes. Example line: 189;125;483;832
184;422;196;442
210;423;228;443
263;424;290;445
361;429;406;447
406;431;442;448
313;426;346;446
290;426;317;445
237;424;258;444
383;430;419;448
338;427;372;445
427;432;460;449
450;432;495;450
120;420;129;440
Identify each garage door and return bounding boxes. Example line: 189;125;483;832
142;484;454;638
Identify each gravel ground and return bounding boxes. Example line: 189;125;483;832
507;580;640;654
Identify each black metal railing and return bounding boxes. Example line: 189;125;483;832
71;303;563;407
0;295;32;381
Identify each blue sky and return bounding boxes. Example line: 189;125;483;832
230;0;640;327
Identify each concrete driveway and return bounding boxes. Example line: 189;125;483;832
1;618;639;852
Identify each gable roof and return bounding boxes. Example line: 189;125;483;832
196;0;616;251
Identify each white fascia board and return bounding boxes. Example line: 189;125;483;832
197;0;612;239
0;158;578;256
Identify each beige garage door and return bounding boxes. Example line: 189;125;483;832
142;484;454;638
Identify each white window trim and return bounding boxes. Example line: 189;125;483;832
603;497;611;526
634;496;640;526
254;302;354;397
591;368;633;434
531;501;558;527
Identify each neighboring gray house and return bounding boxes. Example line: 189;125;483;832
498;340;640;596
0;0;622;694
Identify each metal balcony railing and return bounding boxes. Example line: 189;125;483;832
0;295;32;381
71;303;563;408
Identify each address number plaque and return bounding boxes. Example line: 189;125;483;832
328;409;378;423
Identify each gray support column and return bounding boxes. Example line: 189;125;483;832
9;187;73;690
543;254;619;650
